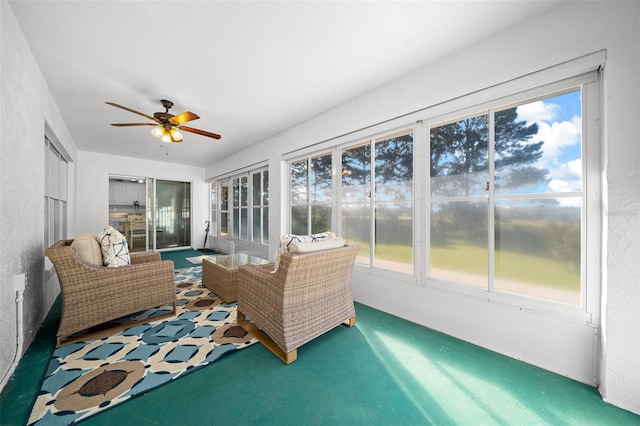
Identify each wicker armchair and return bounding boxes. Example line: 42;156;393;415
46;239;177;346
237;245;359;364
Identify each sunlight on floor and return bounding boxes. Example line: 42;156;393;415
366;329;548;425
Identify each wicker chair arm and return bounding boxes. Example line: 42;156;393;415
239;262;277;279
130;251;161;264
100;258;174;279
238;263;283;306
52;252;174;282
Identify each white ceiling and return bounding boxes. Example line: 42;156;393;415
9;1;561;168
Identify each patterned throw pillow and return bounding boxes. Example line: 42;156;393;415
97;226;131;267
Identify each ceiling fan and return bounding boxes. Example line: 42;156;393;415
106;99;221;142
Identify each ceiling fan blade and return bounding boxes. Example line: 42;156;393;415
179;125;221;140
110;123;155;127
105;102;159;122
169;111;200;125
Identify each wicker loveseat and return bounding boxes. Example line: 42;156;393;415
46;238;176;346
237;244;360;364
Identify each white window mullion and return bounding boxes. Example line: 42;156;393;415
414;122;426;284
369;139;375;266
583;78;601;322
488;109;496;294
307;157;312;235
333;148;342;237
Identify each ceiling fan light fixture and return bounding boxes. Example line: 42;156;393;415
160;130;172;143
152;125;182;143
109;100;220;142
169;128;183;142
151;125;165;139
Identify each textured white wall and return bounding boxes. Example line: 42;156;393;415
597;2;640;412
0;1;78;386
206;1;639;414
76;151;208;247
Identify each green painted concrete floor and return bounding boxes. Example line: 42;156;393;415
158;248;215;269
2;252;639;425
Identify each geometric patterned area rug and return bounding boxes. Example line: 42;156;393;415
27;266;256;425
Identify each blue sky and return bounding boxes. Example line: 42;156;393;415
515;89;582;194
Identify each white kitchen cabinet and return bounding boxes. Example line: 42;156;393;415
126;182;139;204
109;180;146;205
110;181;127;204
137;182;147;204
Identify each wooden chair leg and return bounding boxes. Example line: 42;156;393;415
283;348;298;364
237;310;298;364
343;316;356;327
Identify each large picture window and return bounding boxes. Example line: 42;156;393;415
290;153;333;235
429;88;584;306
341;130;414;273
341;142;371;265
288;130;414;274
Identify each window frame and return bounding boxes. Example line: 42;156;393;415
422;71;600;323
250;168;269;245
288;152;334;236
338;128;416;275
209;164;269;249
286;125;417;278
45;135;69;249
231;175;248;240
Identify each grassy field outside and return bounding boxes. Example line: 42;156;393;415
431;242;579;291
347;238;580;292
347;241;412;263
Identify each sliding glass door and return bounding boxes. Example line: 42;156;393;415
154;180;191;249
108;176;191;251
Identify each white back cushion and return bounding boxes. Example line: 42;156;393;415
289;237;345;253
70;233;103;265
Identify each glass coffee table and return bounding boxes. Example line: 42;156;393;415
202;253;273;303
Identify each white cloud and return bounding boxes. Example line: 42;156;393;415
542;138;582;194
515;100;583;195
535;117;581;167
547;159;582;193
568;158;582;178
516;102;581;169
548;179;573;193
516;100;558;123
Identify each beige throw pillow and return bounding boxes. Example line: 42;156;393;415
70;233;103;265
